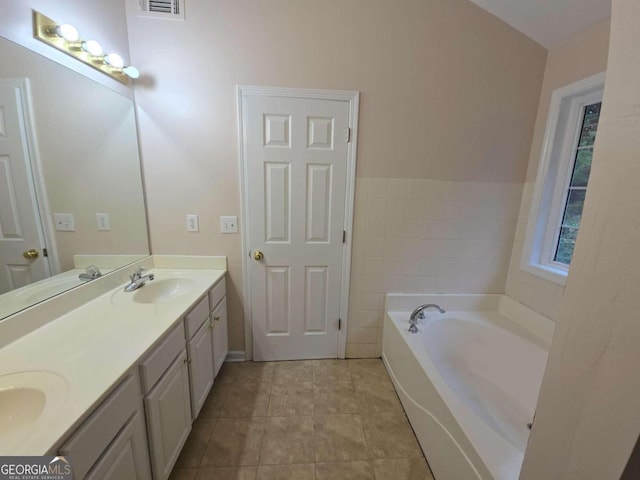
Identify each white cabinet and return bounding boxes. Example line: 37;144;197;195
211;298;228;376
85;411;151;480
59;373;151;480
144;350;192;480
187;321;214;418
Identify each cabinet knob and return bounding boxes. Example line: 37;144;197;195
214;315;220;322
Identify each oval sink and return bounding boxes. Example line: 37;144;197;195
131;277;196;304
0;371;67;444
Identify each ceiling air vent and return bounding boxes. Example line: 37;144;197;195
139;0;185;19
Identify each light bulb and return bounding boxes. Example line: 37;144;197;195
81;40;103;57
123;66;140;79
104;53;124;69
55;24;79;42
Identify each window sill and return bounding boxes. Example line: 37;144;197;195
520;262;567;286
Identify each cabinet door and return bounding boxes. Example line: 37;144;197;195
144;350;192;480
188;321;214;418
211;298;229;376
85;410;152;480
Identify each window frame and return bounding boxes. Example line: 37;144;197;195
521;72;605;285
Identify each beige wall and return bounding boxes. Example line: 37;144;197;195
505;19;610;319
0;37;149;271
127;0;546;353
520;0;640;476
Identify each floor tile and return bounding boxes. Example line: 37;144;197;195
348;360;392;387
274;361;314;384
313;382;358;414
268;383;314;416
169;468;198;480
259;416;315;465
362;413;423;460
200;383;231;418
313;414;369;462
218;362;275;384
371;458;434;480
313;359;352;383
220;383;272;418
175;418;216;468
201;418;266;467
354;382;403;413
255;464;315;480
195;467;257;480
315;461;374;480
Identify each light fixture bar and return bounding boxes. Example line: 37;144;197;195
33;10;136;85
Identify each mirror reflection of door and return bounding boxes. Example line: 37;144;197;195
0;80;51;294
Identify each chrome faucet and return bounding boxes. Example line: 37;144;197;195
408;304;445;334
79;265;102;281
124;267;155;292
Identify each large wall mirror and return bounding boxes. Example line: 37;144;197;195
0;35;149;319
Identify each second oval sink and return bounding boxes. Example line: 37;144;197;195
131;278;196;304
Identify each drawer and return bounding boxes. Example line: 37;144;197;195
184;295;209;339
208;277;226;311
139;322;185;393
60;373;141;480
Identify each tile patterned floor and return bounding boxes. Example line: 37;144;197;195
169;359;434;480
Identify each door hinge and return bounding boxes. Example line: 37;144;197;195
346;127;351;143
338;318;342;330
43;248;48;257
342;230;346;243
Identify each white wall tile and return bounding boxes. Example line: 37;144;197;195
347;176;526;358
408;179;429;199
388;178;409;198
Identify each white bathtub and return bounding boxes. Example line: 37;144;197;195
382;294;554;480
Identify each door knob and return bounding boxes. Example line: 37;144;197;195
23;249;39;260
253;251;264;261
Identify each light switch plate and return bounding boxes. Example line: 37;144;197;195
96;213;110;231
54;213;75;232
220;216;238;234
186;214;199;232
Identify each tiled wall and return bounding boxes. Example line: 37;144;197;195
346;177;523;358
505;183;565;319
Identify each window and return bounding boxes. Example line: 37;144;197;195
522;73;605;285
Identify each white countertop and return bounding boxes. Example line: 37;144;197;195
0;266;225;455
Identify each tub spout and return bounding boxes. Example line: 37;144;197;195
408;304;446;333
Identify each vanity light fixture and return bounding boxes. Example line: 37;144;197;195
54;24;79;42
123;66;140;79
33;10;140;85
81;40;104;57
104;53;125;69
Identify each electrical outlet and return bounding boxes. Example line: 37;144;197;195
96;213;110;231
220;216;238;234
186;214;199;232
54;213;75;232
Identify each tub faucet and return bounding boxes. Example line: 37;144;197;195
408;304;445;334
124;267;154;292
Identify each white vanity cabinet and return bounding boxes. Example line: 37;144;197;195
184;295;215;418
59;372;152;480
209;277;228;376
140;324;192;480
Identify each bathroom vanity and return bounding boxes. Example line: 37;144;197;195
0;256;228;480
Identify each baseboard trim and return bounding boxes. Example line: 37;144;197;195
225;351;246;362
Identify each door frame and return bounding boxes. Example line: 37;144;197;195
0;78;58;276
236;85;359;360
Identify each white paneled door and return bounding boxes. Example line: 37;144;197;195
0;81;49;294
244;91;354;361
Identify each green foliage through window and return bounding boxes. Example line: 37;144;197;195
553;101;601;265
